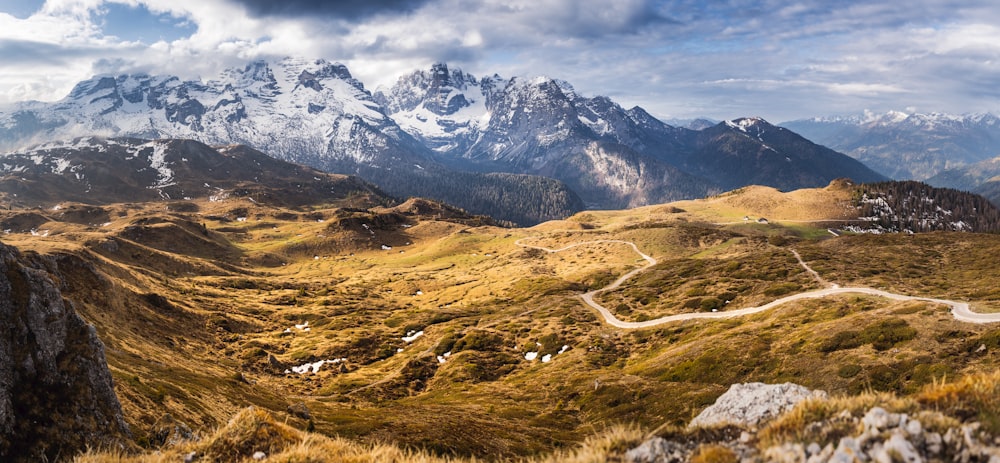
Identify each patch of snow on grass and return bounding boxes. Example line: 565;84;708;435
524;351;538;361
286;358;347;375
402;330;424;343
541;354;552;363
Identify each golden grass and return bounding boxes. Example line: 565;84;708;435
77;409;647;463
690;444;738;463
6;183;1000;461
916;370;1000;433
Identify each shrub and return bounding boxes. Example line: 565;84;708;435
699;297;723;312
820;318;917;352
837;364;862;378
862;318;916;351
764;282;801;297
819;330;863;353
453;330;504;352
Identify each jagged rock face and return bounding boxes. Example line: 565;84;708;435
377;65;714;208
378;64;885;209
0;58;428;173
0;242;129;461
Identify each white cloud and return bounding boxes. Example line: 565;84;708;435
0;0;998;122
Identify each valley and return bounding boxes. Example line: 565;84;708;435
3;174;1000;460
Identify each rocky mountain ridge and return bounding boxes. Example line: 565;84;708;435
0;59;581;225
0;137;392;209
2;59;883;222
376;64;884;208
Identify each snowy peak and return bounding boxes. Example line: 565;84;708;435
373;63;492;152
724;117;772;134
0;57;405;167
375;63;485;115
802;110;1000;130
720;117;787;145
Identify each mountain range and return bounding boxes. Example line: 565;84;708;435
783;111;1000;182
0;59;885;224
374;64;884;207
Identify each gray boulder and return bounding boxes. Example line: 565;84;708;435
689;382;826;429
0;242;130;460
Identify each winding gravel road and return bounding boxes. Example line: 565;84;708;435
515;238;1000;328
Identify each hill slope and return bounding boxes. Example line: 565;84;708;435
0;137;390;209
3;171;1000;460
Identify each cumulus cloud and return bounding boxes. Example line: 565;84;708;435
231;0;432;20
0;0;998;121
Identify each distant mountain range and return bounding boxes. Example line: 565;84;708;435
0;59;886;223
783;111;1000;182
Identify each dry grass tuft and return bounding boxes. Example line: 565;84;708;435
916;370;1000;433
531;424;647;463
75;407;469;463
689;444;738;463
77;412;647;463
198;407;303;462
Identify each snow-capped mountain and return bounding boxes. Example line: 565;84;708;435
1;57;426;170
0;58;886;221
373;63;501;154
0;59;581;225
782;111;1000;181
377;64;884;207
376;65;713;209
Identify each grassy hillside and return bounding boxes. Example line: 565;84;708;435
3;180;1000;460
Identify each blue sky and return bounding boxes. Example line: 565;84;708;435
1;0;999;122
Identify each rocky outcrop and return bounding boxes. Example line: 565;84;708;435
0;241;129;461
625;382;1000;463
763;407;1000;462
689;382;827;429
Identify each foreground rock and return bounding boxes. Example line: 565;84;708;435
0;242;130;461
626;382;1000;462
688;382;827;429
